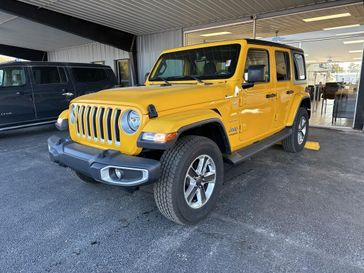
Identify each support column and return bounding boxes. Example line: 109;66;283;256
353;48;364;130
252;15;257;39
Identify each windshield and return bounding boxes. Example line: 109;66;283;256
149;44;241;82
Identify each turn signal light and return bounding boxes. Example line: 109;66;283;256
141;132;177;143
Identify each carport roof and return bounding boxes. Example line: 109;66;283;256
0;0;363;53
17;0;364;35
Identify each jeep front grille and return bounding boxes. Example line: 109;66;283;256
74;104;121;145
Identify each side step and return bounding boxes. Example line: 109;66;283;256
224;128;292;165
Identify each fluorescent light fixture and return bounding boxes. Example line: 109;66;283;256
349;50;363;53
303;13;351;22
353;57;362;60
336;30;364;36
306;60;317;63
323;24;360;31
200;31;232;37
343;40;364;44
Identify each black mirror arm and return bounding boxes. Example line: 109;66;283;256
242;82;255;89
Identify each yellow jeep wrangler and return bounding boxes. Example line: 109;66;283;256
49;39;310;224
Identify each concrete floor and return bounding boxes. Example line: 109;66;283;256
0;125;363;273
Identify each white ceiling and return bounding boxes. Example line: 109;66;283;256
19;0;347;35
0;10;91;51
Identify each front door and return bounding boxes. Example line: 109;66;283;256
31;66;74;119
239;47;276;145
0;66;35;127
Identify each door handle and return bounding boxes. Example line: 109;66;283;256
16;91;26;96
286;90;294;95
62;92;74;97
266;93;276;98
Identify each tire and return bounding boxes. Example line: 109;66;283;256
75;171;98;184
282;107;309;153
154;136;224;225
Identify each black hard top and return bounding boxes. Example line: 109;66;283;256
0;61;110;68
245;39;304;52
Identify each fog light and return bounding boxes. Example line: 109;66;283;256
114;168;124;180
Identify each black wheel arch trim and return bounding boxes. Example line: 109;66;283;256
137;118;231;154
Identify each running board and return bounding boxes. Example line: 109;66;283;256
224;128;292;165
0;120;56;132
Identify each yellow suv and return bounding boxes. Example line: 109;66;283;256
49;39;310;224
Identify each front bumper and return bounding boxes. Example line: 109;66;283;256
48;136;161;187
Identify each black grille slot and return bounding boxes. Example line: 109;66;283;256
106;109;112;142
93;107;98;138
80;106;85;136
75;105;80;134
99;107;105;140
85;106;91;138
114;109;121;143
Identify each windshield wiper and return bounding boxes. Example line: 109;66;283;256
187;75;204;84
154;76;171;86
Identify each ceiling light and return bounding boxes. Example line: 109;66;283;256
303;13;351;22
336;30;364;36
323;24;360;31
343;40;364;44
353;57;362;60
200;31;232;37
349;50;363;54
306;60;317;63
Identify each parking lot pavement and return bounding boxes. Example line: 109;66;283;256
1;125;363;273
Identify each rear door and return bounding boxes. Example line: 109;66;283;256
31;66;74;119
274;49;294;129
0;66;35;127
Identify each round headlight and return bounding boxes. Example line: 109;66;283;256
70;105;76;124
121;110;140;134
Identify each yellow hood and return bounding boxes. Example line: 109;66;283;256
73;84;229;114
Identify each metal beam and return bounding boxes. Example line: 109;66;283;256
0;0;135;52
0;44;47;61
353;49;364;130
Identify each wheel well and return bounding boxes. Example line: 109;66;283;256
179;122;231;154
300;98;311;118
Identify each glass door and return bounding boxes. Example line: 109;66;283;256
115;59;130;87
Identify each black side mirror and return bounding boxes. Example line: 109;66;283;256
242;82;254;89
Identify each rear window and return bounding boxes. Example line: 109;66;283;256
32;66;61;84
72;68;107;82
0;67;26;87
275;51;290;81
293;53;306;80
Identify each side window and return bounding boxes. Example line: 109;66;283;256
32;66;61;84
0;67;26;87
275;51;290;81
293;53;306;80
244;49;270;83
58;67;68;83
72;68;107;82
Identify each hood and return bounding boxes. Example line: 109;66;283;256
73;84;229;114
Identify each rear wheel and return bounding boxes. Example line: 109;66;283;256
154;136;224;225
282;107;309;153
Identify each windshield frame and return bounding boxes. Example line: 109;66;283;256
148;43;241;82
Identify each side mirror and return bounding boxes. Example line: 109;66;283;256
242;82;254;89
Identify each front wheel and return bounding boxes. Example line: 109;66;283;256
282;107;309;153
154;136;224;225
